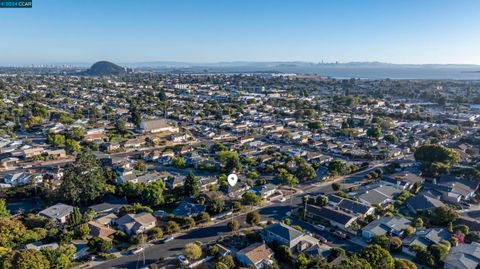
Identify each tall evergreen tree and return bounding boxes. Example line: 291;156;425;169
184;172;199;197
58;149;107;205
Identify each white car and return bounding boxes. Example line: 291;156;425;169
279;197;287;203
315;224;326;231
163;236;174;243
130;247;144;255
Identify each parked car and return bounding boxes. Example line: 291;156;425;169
163;236;174;243
333;230;348;239
314;233;328;244
130;247;144;255
279;197;287;203
315;224;326;231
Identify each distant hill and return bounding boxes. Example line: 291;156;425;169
82;61;126;76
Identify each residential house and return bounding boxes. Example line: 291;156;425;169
88;221;116;241
424;176;479;204
444;242;480;269
405;193;445;215
44;149;67;159
354;183;402;206
250;184;278;199
94;213;118;226
261;223;318;252
38;203;74;225
327;194;375;218
22;147;44;159
402;228;450;257
139;119;179;134
199;176;217;191
304;244;332;259
117;171;163;185
165;175;185;189
1;157;19;168
305;204;357;231
383;171;424;190
172;201;206;218
236;243;274;269
225;181;251;198
88;196;127;215
362;216;411;240
3;172;32;187
115;212;156;235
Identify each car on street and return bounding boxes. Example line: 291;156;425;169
315;224;326;231
279;197;287;203
314;233;328;244
333;230;349;239
163;236;174;243
129;247;144;255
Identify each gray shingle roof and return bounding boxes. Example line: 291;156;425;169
264;223;303;242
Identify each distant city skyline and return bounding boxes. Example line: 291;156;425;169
1;0;480;65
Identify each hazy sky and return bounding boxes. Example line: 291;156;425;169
1;0;480;65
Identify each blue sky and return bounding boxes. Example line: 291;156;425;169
1;0;480;65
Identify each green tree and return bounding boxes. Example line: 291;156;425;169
246;211;261;226
70;207;82;226
75;223;90;240
172;157;186;168
87;237;112;254
142;180;165;206
166;221;180;234
384;134;399;144
0;249;50;269
332;182;342;191
183;242;202;260
334;257;372;269
0;218;27;248
0;199;10;219
115;119;128;134
434;206;459;225
41;244;76;269
184;172;199;197
367;126;382;138
58;149;107;205
207;193;225;214
217;151;241;173
413;217;424;229
65;139;80;153
46;133;65;147
134;160;147;172
307;121;323;132
276;245;292;262
295;253;309;269
227;220;240;232
394;258;417;269
147;227;163;240
207;245;219;256
197;212;211;223
371;235;389;249
242;192;261;206
214;262;229;269
358;244;395;269
389;237;403;252
218;255;235;269
315;195;328;206
328;160;348;176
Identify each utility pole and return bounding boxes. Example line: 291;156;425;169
304;195;309;220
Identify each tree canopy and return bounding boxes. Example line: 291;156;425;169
58;149;107;205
